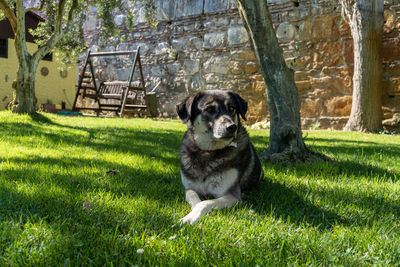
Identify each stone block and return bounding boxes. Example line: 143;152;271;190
191;76;204;90
203;56;229;74
155;42;169;55
250;74;265;81
172;38;188;51
230;50;256;61
175;0;203;17
324;95;352;117
253;81;265;94
206;84;220;90
286;55;311;70
383;113;400;126
299;15;335;41
288;9;310;21
383;38;400;61
312;42;342;69
295;80;312;91
187;37;202;50
166;63;181;74
203;32;226;49
227;26;249;46
222;80;238;91
84;16;97;31
203;73;221;84
151;65;164;76
114;15;126;27
237;80;252;93
245;62;259;74
184;60;200;75
204;0;236;13
300;99;323;118
384;9;397;33
387;78;400;94
154;0;176;21
215;17;230;27
116;68;130;80
294;69;317;80
229;61;245;75
276;22;297;41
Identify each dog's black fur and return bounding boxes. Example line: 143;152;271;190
176;90;263;224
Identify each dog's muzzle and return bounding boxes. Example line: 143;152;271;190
214;122;238;139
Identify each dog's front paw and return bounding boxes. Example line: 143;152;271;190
179;210;202;225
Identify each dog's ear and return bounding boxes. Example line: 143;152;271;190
229;92;248;121
176;92;202;123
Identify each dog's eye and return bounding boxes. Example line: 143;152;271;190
205;107;215;113
229;106;236;113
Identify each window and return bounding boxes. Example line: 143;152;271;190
42;53;53;61
0;39;8;58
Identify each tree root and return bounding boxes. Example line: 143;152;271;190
260;149;331;164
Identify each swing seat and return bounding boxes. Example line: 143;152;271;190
84;81;138;100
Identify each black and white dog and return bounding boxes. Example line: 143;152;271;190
176;90;263;224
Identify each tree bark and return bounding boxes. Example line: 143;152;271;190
11;60;38;114
235;0;307;157
341;0;383;132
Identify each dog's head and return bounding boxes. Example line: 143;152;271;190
176;90;248;150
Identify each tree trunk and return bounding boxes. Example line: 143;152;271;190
236;0;307;158
9;0;39;114
342;0;383;132
11;63;38;114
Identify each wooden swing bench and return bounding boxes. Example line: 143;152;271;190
72;47;151;117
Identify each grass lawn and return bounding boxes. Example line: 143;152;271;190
0;111;400;266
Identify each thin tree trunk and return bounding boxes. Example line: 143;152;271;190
342;0;383;132
11;63;38;114
236;0;307;158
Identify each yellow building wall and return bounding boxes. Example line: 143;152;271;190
0;38;76;110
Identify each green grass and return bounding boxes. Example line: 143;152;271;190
1;111;400;266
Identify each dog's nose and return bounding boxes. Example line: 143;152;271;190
226;124;237;134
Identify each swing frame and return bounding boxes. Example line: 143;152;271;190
72;47;149;116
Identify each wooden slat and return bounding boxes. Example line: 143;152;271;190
74;107;119;112
124;104;147;108
96;104;122;108
90;51;137;57
76;85;96;90
128;86;145;91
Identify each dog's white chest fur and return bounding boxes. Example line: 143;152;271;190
181;169;238;198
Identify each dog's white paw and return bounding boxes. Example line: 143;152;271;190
179;210;202;225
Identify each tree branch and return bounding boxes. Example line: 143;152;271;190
68;0;78;21
14;0;31;67
32;22;73;64
32;0;79;64
0;0;17;33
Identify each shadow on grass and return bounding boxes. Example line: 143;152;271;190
308;137;400;160
0;155;181;202
244;178;347;230
0;118;182;167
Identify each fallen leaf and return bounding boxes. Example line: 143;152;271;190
106;170;120;175
83;202;95;209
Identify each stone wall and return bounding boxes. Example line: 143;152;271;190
81;0;400;129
